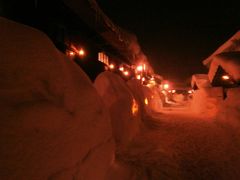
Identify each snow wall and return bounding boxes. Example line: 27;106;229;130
191;74;211;89
191;85;240;131
0;17;115;180
94;72;142;149
127;80;163;117
217;88;240;128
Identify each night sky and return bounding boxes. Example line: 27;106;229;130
97;0;240;83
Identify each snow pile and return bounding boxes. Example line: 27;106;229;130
94;72;141;149
149;87;163;112
0;17;115;180
172;93;185;103
208;51;240;82
191;74;211;89
127;80;163;117
217;88;240;127
190;87;224;118
142;86;163;113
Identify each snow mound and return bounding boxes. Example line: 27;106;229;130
94;72;141;149
172;93;185;102
0;17;114;180
127;80;163;117
217;87;240;128
208;51;240;82
191;74;211;89
190;87;224;118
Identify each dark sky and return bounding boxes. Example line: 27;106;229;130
97;0;240;83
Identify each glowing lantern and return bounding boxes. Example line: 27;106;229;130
136;65;143;71
79;48;85;56
119;66;124;71
109;64;115;70
69;51;75;56
144;98;148;105
123;71;129;76
163;83;169;90
222;75;230;80
137;75;141;80
132;99;139;115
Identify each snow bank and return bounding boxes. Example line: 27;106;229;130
217;88;240;128
0;17;114;179
172;93;185;103
191;74;211;89
142;86;163;113
94;72;141;149
149;87;163;112
127;80;163;117
190;87;224;118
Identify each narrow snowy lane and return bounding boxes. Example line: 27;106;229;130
118;108;240;180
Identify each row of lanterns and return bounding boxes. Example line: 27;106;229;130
65;46;163;87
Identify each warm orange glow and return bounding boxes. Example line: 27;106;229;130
132;99;139;115
137;75;141;80
79;49;85;56
137;65;143;71
69;51;75;56
109;64;115;69
142;77;145;82
163;84;169;90
222;75;230;80
188;90;193;94
123;71;129;76
143;64;146;71
119;66;124;71
144;98;148;105
172;90;176;93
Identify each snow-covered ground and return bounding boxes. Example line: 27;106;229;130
115;84;240;179
117;108;240;180
1;16;240;180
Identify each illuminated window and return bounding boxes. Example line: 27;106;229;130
98;52;109;66
222;75;230;80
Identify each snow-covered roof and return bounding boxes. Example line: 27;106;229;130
63;0;153;72
203;31;240;66
191;74;211;89
208;51;240;82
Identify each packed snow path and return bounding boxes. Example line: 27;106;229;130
118;108;240;180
